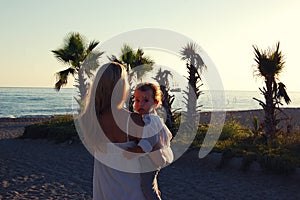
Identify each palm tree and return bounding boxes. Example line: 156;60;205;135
180;42;206;117
152;68;178;136
109;44;155;111
117;44;154;81
52;32;103;103
252;42;291;141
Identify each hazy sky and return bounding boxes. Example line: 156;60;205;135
1;0;299;91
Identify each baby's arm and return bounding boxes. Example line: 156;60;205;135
139;135;158;151
124;135;158;159
124;114;159;158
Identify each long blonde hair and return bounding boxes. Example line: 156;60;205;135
75;62;129;153
94;62;129;116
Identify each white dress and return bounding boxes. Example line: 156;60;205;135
93;116;146;200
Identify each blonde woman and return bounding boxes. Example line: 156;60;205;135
76;62;149;200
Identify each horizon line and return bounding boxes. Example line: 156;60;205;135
1;86;300;93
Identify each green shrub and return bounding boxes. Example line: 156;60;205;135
182;120;300;174
19;115;78;143
258;153;296;175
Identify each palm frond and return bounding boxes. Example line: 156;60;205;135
53;32;102;97
107;55;122;64
277;82;291;104
180;42;198;60
65;33;85;59
253;42;285;78
51;49;73;63
87;40;100;53
82;51;104;78
54;68;76;91
180;42;205;71
120;44;135;68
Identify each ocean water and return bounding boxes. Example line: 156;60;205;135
0;87;77;118
0;87;299;118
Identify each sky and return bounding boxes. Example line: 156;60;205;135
0;0;299;91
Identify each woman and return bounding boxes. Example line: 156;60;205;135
76;62;149;200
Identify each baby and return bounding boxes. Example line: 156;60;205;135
130;82;173;200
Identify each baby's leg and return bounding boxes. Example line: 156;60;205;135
139;156;162;200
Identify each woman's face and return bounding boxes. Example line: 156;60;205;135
133;89;157;115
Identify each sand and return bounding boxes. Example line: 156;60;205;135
1;108;300;199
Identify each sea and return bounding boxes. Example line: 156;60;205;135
1;87;300;118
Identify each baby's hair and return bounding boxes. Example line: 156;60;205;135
135;82;162;106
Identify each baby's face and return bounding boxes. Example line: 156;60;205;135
133;89;157;115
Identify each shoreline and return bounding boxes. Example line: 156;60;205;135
1;107;299;119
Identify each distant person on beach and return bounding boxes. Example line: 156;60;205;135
77;62;152;200
125;82;174;200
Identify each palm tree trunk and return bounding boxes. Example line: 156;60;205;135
264;78;276;141
77;67;88;102
160;85;175;135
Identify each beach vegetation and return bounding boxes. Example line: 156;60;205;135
252;42;291;144
52;32;103;108
189;120;300;174
180;42;206;119
152;68;179;137
20;115;78;143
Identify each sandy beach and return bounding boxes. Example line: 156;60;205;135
1;108;300;199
